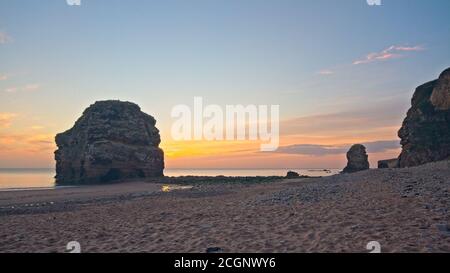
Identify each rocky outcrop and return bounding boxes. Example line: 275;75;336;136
378;158;398;169
286;171;300;178
342;144;369;173
55;100;164;184
398;68;450;168
430;68;450;110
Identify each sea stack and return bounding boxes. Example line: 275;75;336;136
398;68;450;167
55;100;164;184
342;144;369;173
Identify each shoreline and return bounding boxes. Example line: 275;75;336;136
0;168;341;191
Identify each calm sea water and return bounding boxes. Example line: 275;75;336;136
0;168;340;190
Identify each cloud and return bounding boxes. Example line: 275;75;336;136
0;132;55;153
272;140;400;156
23;83;40;91
0;74;8;81
274;144;347;156
317;69;334;75
363;140;400;153
4;87;17;93
353;45;424;65
0;31;12;44
0;113;17;128
4;83;41;93
31;125;45;130
281;106;405;137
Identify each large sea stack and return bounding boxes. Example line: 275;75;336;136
398;68;450;168
55;100;164;184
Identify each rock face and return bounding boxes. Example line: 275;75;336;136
398;68;450;168
55;100;164;184
342;144;369;173
378;158;398;169
430;68;450;110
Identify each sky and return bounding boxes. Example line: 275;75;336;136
0;0;449;169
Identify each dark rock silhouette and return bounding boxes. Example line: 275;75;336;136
342;144;369;173
398;68;450;167
55;100;164;184
286;171;300;178
378;158;398;169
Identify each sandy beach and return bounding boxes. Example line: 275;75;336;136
0;161;449;253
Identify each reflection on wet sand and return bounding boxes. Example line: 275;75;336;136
161;185;193;193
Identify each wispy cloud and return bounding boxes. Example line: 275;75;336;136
4;83;41;93
31;125;45;130
0;132;55;153
353;45;424;65
0;113;17;128
281;105;405;137
23;83;40;91
0;31;12;44
4;87;18;93
317;69;334;76
272;140;400;156
0;74;8;81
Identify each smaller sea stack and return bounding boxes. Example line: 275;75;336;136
342;144;370;173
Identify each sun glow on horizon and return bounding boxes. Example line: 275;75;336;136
0;110;403;169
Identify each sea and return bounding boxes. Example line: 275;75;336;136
0;168;340;191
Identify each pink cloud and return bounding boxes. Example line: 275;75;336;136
394;46;424;51
0;31;12;44
4;87;17;93
353;45;424;65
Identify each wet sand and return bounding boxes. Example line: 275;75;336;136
0;161;449;253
